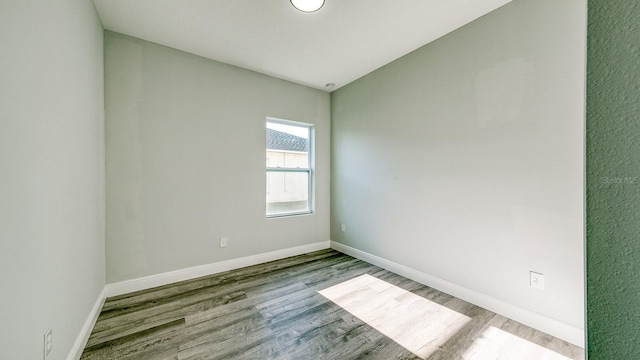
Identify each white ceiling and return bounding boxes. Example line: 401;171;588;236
93;0;512;92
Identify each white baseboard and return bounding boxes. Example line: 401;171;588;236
330;241;585;348
106;241;330;297
67;287;107;360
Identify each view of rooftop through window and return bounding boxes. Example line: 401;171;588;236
267;122;309;139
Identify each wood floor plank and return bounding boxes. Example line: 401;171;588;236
81;249;584;360
178;319;273;360
81;319;185;360
87;291;246;347
183;283;305;327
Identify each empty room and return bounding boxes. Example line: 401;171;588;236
1;0;638;359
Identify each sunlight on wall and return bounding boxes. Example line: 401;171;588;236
462;326;573;360
318;274;471;358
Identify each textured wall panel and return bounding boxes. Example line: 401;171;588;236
586;1;640;358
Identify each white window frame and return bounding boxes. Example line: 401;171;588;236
266;117;314;218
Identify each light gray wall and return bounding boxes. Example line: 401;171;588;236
105;32;330;283
0;1;105;359
331;0;585;329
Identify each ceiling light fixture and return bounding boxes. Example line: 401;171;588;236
290;0;325;13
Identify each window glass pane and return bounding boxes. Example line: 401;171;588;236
266;119;312;217
266;171;309;216
266;122;309;168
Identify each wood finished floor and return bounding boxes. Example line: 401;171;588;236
81;249;584;360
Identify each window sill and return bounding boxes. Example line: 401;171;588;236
266;211;314;219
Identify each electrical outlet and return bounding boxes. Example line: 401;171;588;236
43;327;52;360
340;224;346;233
530;271;544;290
219;237;228;248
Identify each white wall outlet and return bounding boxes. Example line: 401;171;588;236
340;224;346;233
530;271;544;290
219;237;228;248
43;327;52;360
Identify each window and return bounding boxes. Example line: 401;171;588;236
266;118;313;217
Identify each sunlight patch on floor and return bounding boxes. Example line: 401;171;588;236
462;326;573;360
318;274;471;359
